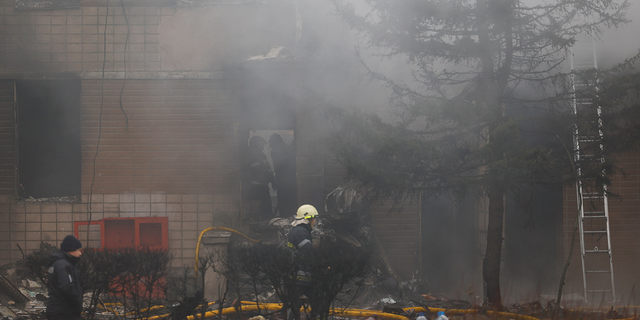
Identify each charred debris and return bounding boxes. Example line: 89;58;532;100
0;186;630;319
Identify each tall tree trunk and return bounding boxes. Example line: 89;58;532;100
483;182;504;310
482;92;507;309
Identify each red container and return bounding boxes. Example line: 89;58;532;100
74;217;169;299
74;217;168;250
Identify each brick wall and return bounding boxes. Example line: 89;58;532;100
0;0;296;73
81;79;241;194
0;77;243;267
0;0;295;270
0;0;423;280
324;153;421;280
370;202;420;280
563;152;640;301
0;1;161;73
0;192;237;268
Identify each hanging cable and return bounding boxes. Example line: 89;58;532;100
118;0;129;129
88;0;111;226
87;0;130;233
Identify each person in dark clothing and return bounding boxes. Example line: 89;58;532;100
287;204;318;298
242;135;276;220
269;133;298;217
46;235;84;320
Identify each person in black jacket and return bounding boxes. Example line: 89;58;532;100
242;135;276;220
287;204;318;298
46;235;84;320
269;133;297;217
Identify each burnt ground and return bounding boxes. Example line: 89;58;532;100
0;227;634;320
0;257;635;320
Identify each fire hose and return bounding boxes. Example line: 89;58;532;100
194;226;261;276
165;227;640;320
99;299;640;320
137;301;411;320
134;301;640;320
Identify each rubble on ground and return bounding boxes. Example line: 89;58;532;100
0;256;633;320
0;186;630;319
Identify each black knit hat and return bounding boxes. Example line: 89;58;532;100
60;235;82;252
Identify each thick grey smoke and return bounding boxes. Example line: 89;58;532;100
154;0;640;303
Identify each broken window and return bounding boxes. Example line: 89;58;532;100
16;79;81;199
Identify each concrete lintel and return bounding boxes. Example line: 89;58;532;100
0;72;79;80
80;71;231;80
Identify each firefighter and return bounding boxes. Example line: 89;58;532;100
242;135;276;220
287;204;318;298
269;133;297;217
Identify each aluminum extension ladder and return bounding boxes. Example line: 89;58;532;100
570;35;616;303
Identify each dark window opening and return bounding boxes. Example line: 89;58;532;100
240;81;298;223
16;79;81;199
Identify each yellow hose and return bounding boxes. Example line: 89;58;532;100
161;226;640;320
142;302;411;320
106;297;640;320
123;299;640;320
194;227;261;276
143;302;283;320
404;306;541;320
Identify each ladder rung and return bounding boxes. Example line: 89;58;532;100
574;93;615;299
585;250;610;253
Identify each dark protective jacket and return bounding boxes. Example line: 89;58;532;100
287;223;314;288
270;141;298;216
46;251;83;319
287;223;313;250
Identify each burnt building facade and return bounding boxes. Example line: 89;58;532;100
0;0;420;280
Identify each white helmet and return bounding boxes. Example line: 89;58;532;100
295;204;318;220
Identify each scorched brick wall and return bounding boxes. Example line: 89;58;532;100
81;79;241;194
0;77;244;267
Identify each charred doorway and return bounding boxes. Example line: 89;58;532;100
241;130;297;221
240;81;297;224
15;79;81;199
